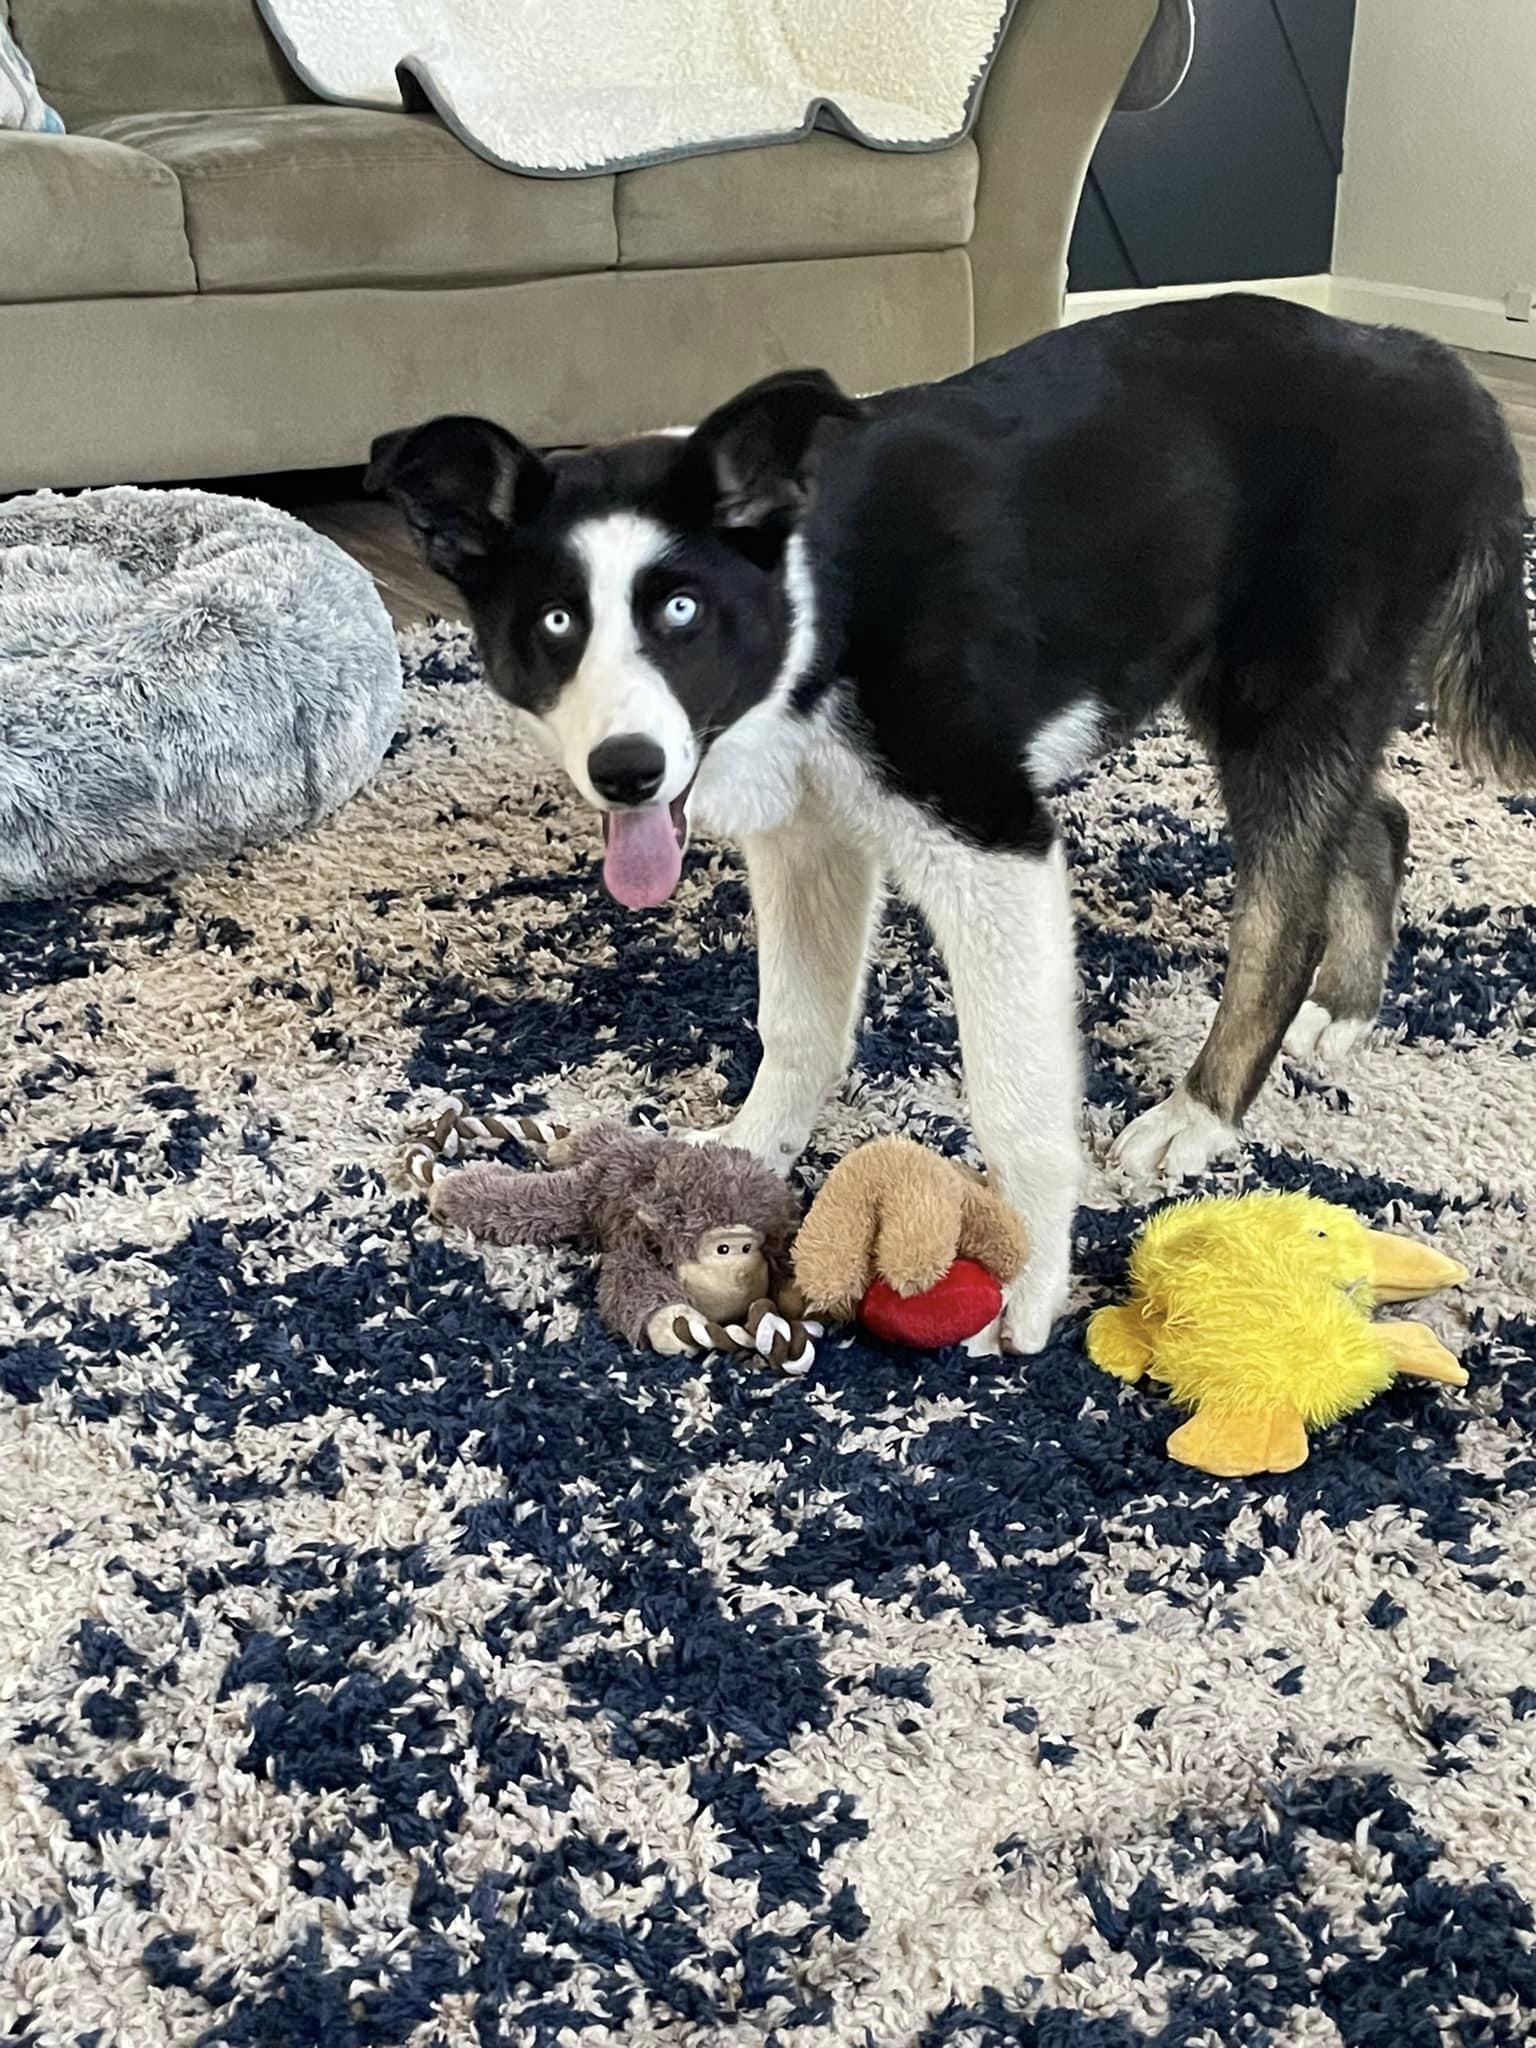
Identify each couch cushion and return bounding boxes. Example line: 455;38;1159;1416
87;105;618;293
0;130;196;301
617;132;977;268
9;0;308;128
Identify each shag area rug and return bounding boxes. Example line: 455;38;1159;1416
4;598;1536;2045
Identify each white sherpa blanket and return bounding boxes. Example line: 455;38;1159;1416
253;0;1076;177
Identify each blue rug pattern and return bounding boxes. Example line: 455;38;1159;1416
3;602;1536;2048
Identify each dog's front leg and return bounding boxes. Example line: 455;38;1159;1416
894;836;1082;1355
702;812;880;1171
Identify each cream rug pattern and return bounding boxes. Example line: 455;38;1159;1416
4;584;1536;2043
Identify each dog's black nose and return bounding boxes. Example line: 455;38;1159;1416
588;733;666;805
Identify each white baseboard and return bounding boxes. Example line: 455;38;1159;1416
1326;277;1536;362
1063;273;1536;363
1061;274;1332;325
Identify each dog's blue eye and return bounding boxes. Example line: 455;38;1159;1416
540;607;574;639
661;593;699;630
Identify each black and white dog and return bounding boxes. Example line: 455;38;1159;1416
368;295;1536;1353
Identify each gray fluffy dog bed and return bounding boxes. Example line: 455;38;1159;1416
0;487;402;900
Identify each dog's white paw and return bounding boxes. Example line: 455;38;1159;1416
677;1121;736;1150
1282;1000;1374;1066
676;1116;803;1175
999;1259;1071;1357
964;1313;1005;1358
1111;1088;1238;1184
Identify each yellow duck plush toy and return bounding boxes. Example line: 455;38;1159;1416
1087;1191;1469;1477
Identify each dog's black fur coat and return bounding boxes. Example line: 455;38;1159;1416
809;296;1532;853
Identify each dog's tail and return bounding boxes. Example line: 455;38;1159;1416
1426;499;1536;786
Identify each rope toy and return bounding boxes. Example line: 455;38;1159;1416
401;1101;567;1190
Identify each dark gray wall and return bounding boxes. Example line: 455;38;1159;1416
1069;0;1356;291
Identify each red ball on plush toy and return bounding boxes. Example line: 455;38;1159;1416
859;1258;1004;1348
793;1138;1029;1353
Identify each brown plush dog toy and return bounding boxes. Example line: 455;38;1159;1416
410;1110;818;1367
793;1136;1029;1349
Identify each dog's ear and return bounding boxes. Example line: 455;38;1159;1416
365;415;552;583
683;369;864;533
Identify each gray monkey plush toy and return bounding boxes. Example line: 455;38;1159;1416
426;1119;810;1358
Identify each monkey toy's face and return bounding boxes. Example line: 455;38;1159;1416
675;1225;768;1321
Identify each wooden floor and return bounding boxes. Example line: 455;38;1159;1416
251;346;1536;630
301;495;459;629
1457;348;1536;509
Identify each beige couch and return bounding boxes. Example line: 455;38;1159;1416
2;0;1155;493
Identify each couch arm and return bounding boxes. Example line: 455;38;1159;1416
970;0;1156;359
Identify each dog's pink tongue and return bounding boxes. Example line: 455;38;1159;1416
602;806;682;909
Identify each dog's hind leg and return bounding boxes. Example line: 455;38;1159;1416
690;807;880;1170
1112;724;1368;1183
1284;789;1409;1065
